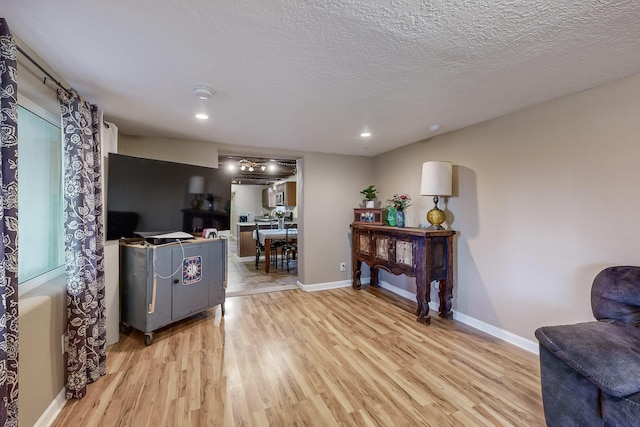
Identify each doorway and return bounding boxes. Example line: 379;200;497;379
220;155;300;296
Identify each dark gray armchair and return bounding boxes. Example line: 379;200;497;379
535;266;640;426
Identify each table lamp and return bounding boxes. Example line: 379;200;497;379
420;161;452;230
188;176;205;209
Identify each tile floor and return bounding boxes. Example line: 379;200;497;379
226;239;298;296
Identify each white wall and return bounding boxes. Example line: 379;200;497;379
230;184;264;238
374;72;640;342
299;153;374;285
232;184;265;223
19;277;66;427
118;135;218;168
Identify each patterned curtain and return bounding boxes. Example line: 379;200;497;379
0;18;19;426
58;88;106;399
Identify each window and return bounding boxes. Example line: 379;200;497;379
17;99;64;285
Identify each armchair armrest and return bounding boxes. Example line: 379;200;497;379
535;321;640;397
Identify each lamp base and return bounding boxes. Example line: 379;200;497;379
426;205;446;230
191;198;202;209
426;224;446;231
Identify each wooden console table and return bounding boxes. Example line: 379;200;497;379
182;209;229;233
351;224;455;324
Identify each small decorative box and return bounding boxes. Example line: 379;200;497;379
353;208;383;225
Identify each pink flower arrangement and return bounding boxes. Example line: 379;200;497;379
386;193;412;211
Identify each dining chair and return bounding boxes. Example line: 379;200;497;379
282;224;297;272
269;221;287;268
254;223;265;270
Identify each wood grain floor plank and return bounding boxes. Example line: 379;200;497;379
51;287;544;426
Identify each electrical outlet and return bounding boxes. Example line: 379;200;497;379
340;262;346;271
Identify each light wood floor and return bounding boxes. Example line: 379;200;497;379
226;239;298;296
52;286;544;426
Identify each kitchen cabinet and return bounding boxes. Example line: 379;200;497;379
276;181;296;206
237;223;273;257
262;188;276;208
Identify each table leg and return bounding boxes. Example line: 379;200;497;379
371;267;380;287
352;259;362;289
415;270;431;324
264;238;271;273
438;279;453;319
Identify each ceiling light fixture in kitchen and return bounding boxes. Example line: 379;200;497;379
219;156;297;185
233;158;292;172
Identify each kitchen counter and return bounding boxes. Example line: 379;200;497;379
239;220;297;226
236;221;297;257
255;218;276;223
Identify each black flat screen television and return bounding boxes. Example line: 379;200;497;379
105;153;231;240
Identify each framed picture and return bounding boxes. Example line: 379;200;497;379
353;208;383;225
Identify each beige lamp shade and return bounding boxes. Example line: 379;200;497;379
420;161;452;230
420;161;452;196
188;176;205;194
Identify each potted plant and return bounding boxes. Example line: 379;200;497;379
360;185;378;208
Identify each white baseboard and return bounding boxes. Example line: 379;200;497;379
376;280;539;355
34;388;66;427
378;280;415;300
452;311;539;354
297;280;351;292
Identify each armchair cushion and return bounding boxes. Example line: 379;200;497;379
591;266;640;323
535;321;640;397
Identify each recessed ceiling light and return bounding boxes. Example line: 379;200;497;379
195;113;209;120
360;132;371;137
193;85;214;99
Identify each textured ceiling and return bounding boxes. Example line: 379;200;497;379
3;0;640;156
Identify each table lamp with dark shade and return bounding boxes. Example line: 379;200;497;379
420;161;452;230
188;175;205;209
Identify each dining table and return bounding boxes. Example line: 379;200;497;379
254;228;298;273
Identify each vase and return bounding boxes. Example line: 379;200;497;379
396;210;405;228
386;207;397;226
278;218;285;229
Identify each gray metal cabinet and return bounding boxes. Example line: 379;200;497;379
120;237;226;345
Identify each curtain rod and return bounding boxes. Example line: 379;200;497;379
15;44;111;128
16;44;69;92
